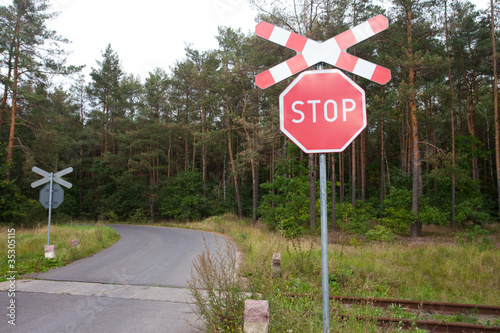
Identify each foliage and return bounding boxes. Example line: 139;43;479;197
259;174;311;238
336;202;374;234
0;178;38;224
380;187;415;234
418;197;450;226
456;225;494;250
455;197;492;226
365;225;395;243
160;170;210;221
0;0;499;227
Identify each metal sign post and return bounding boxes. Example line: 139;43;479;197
320;153;330;331
47;172;54;245
315;62;330;332
32;166;73;253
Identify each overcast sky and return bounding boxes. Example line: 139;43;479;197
2;0;490;82
46;0;259;80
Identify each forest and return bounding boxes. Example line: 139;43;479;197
0;0;499;239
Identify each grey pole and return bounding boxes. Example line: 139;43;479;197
47;172;54;245
320;153;329;332
316;62;330;332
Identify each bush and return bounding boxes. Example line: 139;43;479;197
456;225;494;250
259;175;311;238
0;179;39;225
335;202;373;234
380;187;414;233
160;170;209;221
365;225;395;242
455;197;492;226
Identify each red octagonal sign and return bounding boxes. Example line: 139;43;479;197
280;69;366;153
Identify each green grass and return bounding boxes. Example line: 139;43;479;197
0;223;119;281
166;214;500;332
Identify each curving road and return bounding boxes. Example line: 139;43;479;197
36;225;222;287
0;225;229;333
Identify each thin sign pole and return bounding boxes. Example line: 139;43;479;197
320;153;329;331
47;172;54;245
317;62;330;332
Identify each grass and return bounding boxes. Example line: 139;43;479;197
166;214;500;332
2;216;497;331
0;223;119;281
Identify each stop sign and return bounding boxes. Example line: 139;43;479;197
279;69;366;153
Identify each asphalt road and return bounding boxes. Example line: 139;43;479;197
36;225;221;287
0;225;229;333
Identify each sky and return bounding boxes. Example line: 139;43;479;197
45;0;259;81
3;0;491;83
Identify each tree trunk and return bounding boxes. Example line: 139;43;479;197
0;40;14;134
253;163;259;224
445;0;457;231
331;153;336;230
104;104;109;154
226;92;242;219
192;135;196;172
464;69;479;181
380;112;386;204
491;0;500;217
239;79;258;224
351;140;356;207
407;4;420;238
340;151;344;203
201;102;207;194
309;154;316;232
168;133;172;177
184;132;189;171
5;10;21;179
361;130;366;201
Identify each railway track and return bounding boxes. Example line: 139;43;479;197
333;295;500;317
338;314;500;332
288;293;500;332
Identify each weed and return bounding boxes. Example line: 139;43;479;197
456;225;494;250
188;237;252;332
388;303;407;317
284;238;317;276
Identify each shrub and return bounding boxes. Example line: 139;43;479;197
335;202;373;234
455;197;492;226
160;170;209;221
456;225;494;250
380;187;414;233
365;225;395;242
259;175;311;238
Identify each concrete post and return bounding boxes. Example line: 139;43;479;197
244;300;269;333
44;245;56;259
271;253;281;278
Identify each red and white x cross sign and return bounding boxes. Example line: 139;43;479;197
255;15;391;89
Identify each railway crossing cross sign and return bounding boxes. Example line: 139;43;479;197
31;166;73;250
31;166;73;189
255;14;391;89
